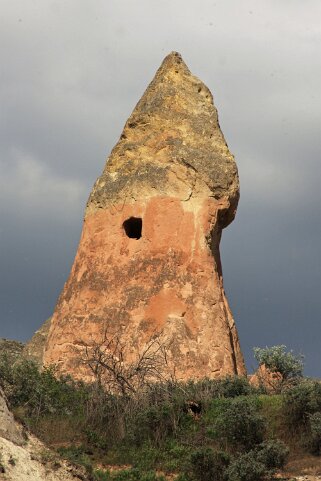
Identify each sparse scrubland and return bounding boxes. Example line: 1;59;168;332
0;348;320;481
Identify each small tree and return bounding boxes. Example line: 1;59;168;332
80;330;170;396
253;345;304;392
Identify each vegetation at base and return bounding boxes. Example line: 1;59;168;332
283;380;321;425
0;346;319;480
254;345;304;377
308;412;321;455
190;448;229;481
94;468;166;481
205;396;265;451
222;439;289;481
254;344;304;381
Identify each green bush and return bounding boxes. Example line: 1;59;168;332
283;381;321;425
253;345;304;381
308;412;321;455
58;446;93;474
176;376;255;404
209;397;265;451
0;354;88;418
255;439;289;470
225;439;289;481
190;448;230;481
127;403;178;447
126;443;161;471
93;468;166;481
162;441;191;472
0;354;41;405
216;376;254;398
225;452;266;481
123;377;256;451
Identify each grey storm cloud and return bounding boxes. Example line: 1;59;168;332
1;0;320;375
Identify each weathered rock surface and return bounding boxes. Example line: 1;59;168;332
250;364;284;392
43;52;246;380
0;389;88;480
0;326;51;368
0;434;88;481
0;322;51;368
0;389;24;446
23;318;52;366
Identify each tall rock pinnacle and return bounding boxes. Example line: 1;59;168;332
43;52;246;380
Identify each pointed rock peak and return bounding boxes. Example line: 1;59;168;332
157;51;191;76
87;54;239;227
144;51;200;92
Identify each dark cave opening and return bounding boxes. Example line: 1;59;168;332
123;217;142;240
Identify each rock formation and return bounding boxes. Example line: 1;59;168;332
23;318;52;366
43;52;246;380
0;327;50;368
0;388;24;446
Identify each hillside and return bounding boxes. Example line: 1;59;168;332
1;351;321;481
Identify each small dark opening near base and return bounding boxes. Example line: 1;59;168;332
123;217;142;239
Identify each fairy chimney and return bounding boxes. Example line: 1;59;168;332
43;52;246;380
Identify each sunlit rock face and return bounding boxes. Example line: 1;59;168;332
43;52;246;380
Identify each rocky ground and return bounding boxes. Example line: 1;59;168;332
280;454;321;481
294;478;321;480
0;388;88;481
0;434;88;481
282;472;321;480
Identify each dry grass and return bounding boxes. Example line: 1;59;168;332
284;454;321;476
24;416;84;447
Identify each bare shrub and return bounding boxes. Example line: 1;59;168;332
78;329;171;396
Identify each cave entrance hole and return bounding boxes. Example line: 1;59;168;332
123;217;142;239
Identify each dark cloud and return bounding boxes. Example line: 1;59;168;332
1;0;320;376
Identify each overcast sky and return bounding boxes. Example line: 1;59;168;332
1;0;320;376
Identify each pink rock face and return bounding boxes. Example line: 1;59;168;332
250;365;283;392
43;52;246;380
